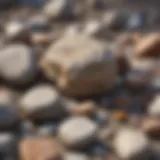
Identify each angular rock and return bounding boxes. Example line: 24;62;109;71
0;88;19;130
20;84;66;121
114;127;150;160
41;35;117;97
19;137;61;160
64;152;90;160
0;44;37;85
134;34;160;57
148;96;160;117
58;116;97;148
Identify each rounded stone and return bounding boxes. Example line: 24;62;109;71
58;117;97;148
20;85;66;121
0;44;37;85
114;127;150;160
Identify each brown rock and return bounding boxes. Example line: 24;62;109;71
112;110;128;122
141;118;160;137
40;35;117;97
69;101;96;116
135;34;160;57
19;137;61;160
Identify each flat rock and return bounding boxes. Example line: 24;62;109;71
20;84;66;121
19;137;61;160
58;116;97;148
0;44;37;85
114;127;150;160
41;35;117;97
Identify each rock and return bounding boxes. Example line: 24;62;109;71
20;121;36;137
64;152;90;160
40;35;117;97
5;20;29;41
114;127;150;160
0;133;17;154
37;123;58;136
19;137;61;160
148;96;160;117
134;34;160;57
17;0;45;8
0;44;37;85
27;15;50;32
112;111;128;122
43;0;84;19
0;88;19;130
126;12;146;30
126;58;155;88
20;84;66;121
141;118;160;138
68;101;96;116
58;116;97;148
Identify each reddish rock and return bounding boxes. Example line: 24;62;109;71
19;137;61;160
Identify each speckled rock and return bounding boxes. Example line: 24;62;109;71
41;35;117;97
19;137;61;160
20;84;66;121
58;116;97;148
0;44;37;85
114;127;150;160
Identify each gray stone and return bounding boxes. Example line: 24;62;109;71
0;88;19;130
0;133;16;154
0;44;37;85
58;116;97;148
37;123;58;136
20;85;66;121
114;127;150;160
41;35;117;97
148;96;160;117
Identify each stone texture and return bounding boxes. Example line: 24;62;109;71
41;35;117;97
141;117;160;137
148;95;160;117
58;116;97;148
0;44;37;85
0;88;19;130
0;132;17;154
114;127;150;160
64;152;90;160
134;34;160;57
19;137;61;160
20;84;66;121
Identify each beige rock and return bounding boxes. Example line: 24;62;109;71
135;34;160;57
40;35;117;97
19;137;61;160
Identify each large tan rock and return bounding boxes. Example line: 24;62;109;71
40;35;117;97
19;137;61;160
